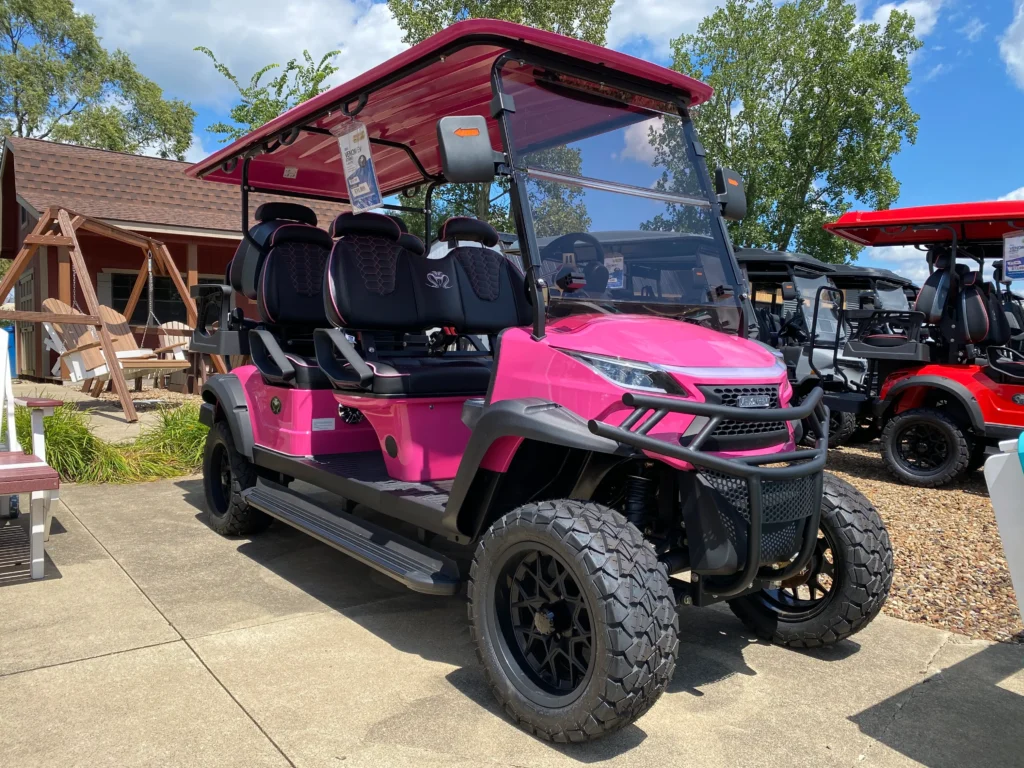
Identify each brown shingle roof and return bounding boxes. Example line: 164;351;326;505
7;137;348;234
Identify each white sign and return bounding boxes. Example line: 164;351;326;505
311;418;336;432
1005;231;1024;279
334;121;382;213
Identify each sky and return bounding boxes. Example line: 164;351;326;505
73;0;1024;285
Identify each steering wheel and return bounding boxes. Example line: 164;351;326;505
540;232;606;264
778;313;808;343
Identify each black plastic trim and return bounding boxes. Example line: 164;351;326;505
443;398;633;537
201;374;255;458
874;374;985;432
249;329;297;384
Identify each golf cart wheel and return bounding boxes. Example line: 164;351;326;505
880;408;970;487
802;409;857;449
965;440;988;474
468;500;678;742
728;474;892;648
202;421;269;536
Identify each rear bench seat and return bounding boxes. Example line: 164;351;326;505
318;213;530;396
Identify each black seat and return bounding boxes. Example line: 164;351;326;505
318;214;528;396
914;249;952;324
241;203;333;388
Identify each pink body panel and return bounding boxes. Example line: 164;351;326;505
486;316;794;471
334;392;471;482
235;366;378;456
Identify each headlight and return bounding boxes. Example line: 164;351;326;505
564;351;686;394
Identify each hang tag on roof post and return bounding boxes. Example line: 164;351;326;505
334;121;383;213
1005;231;1024;280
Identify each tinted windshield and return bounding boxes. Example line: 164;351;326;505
876;283;910;311
499;61;741;331
793;274;844;341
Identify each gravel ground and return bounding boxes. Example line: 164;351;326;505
826;443;1023;643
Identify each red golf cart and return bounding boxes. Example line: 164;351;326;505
822;201;1024;486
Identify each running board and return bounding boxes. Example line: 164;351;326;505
242;482;461;596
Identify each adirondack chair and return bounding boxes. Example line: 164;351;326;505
0;327;60;577
156;320;192;391
41;299;189;395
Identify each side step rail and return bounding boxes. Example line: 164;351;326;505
242;481;462;596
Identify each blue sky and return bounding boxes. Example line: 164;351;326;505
75;0;1024;283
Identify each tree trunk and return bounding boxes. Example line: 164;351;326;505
475;183;490;222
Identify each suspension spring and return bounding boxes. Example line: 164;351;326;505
624;472;657;531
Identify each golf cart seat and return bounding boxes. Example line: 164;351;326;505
914;249;952;324
243;203;334;388
318;214;527;396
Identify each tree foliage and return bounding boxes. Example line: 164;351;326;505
0;0;195;158
388;0;613;46
195;47;340;141
667;0;921;263
387;0;608;241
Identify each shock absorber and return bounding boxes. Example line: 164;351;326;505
624;470;657;531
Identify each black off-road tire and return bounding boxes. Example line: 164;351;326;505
880;408;970;487
202;421;269;536
803;409;857;449
727;474;892;648
468;500;678;742
965;440;988;474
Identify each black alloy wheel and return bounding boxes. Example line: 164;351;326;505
880;408;970;487
495;545;595;700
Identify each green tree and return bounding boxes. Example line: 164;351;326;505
388;0;613;46
660;0;920;263
195;48;340;141
0;0;194;158
387;0;610;240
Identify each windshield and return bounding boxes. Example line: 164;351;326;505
876;282;910;311
793;274;844;341
499;61;741;332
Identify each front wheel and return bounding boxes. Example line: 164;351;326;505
802;409;857;449
468;500;678;742
880;407;970;487
727;474;892;648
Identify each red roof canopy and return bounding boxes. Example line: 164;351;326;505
185;19;713;203
824;201;1024;247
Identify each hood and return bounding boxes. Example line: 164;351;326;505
545;314;779;370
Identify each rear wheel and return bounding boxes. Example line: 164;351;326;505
880;408;970;487
727;475;892;648
803;409;857;449
468;500;678;741
202;421;269;535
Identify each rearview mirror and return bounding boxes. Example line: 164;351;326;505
781;282;798;302
715;167;747;221
437;116;501;183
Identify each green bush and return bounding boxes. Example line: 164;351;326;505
9;402;208;484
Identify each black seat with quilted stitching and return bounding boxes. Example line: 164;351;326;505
320;214;528;396
243;204;333;389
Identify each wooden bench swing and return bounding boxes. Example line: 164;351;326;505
0;207;226;422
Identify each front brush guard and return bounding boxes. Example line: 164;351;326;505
588;387;830;599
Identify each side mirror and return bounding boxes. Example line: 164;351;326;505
715;167;747;221
781;281;798;302
437;116;500;183
860;295;876;309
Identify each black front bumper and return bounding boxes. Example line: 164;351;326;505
588;387;829;599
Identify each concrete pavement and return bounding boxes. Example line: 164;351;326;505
0;478;1021;767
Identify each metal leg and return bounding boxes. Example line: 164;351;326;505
29;490;45;579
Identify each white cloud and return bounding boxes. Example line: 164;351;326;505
867;245;930;283
960;17;986;42
923;62;949;80
185;133;213;164
76;0;407;108
1000;0;1024;90
872;0;943;37
618;117;664;165
606;0;718;59
999;186;1024;201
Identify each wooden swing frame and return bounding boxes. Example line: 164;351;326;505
0;207;226;422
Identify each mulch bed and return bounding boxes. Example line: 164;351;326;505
826;443;1023;643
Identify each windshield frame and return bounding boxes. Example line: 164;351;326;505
488;50;741;338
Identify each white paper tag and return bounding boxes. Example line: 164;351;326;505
1004;231;1024;279
604;255;624;289
311;417;336;432
334;121;383;213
